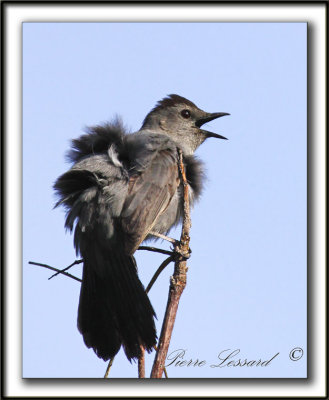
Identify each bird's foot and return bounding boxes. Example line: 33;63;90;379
149;231;191;259
172;243;192;260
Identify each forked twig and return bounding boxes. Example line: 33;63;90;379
28;261;82;283
48;259;83;280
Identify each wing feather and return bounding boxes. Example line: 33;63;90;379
120;148;179;254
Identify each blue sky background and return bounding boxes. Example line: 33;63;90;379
23;22;307;378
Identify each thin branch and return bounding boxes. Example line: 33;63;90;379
138;246;173;256
138;346;145;378
104;357;115;378
150;149;191;379
138;256;175;378
48;259;83;280
136;256;175;379
145;255;175;294
28;261;82;283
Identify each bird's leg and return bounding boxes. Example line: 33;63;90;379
149;231;191;259
149;231;178;245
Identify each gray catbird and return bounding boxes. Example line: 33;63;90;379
54;94;229;361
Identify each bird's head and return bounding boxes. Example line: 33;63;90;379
141;94;229;154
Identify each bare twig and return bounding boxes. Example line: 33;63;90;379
28;261;82;283
138;246;173;256
104;357;115;378
48;259;83;280
135;256;175;379
138;346;145;378
145;255;175;294
150;149;191;378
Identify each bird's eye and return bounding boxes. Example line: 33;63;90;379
181;109;191;119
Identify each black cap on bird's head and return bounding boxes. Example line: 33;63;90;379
141;94;229;154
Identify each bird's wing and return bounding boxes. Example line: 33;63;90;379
120;146;180;254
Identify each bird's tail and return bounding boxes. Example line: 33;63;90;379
77;248;157;361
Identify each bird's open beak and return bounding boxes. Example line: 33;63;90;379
196;112;230;140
